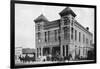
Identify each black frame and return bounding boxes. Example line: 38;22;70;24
10;0;97;68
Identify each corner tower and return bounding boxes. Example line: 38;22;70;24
34;14;48;59
59;7;77;59
59;7;76;41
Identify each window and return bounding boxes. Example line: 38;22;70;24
45;32;47;42
66;45;68;56
83;47;85;55
86;38;88;44
37;32;41;42
63;46;65;56
75;30;77;41
37;24;41;31
37;48;39;57
71;27;74;40
54;30;57;41
75;45;77;57
40;48;41;56
63;26;70;32
57;29;60;41
78;46;80;56
63;17;70;25
63;26;70;40
83;34;85;43
79;32;81;42
90;40;92;45
71;21;73;26
54;29;60;41
48;31;50;42
71;18;74;26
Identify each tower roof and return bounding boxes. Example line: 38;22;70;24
59;7;76;17
34;14;48;23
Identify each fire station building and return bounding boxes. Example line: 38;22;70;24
34;7;93;61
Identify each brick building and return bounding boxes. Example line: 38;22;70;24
34;7;93;61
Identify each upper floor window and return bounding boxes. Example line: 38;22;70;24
63;17;70;25
45;32;47;42
83;34;85;43
54;29;60;41
79;32;81;42
71;18;74;26
48;31;50;42
37;24;41;31
44;31;51;42
86;38;88;44
54;30;57;41
63;26;70;40
57;29;60;41
63;26;70;32
75;30;77;41
71;27;74;40
37;32;41;42
71;22;73;26
90;40;92;45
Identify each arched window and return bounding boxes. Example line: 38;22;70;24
63;17;70;25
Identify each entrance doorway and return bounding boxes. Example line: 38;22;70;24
43;47;50;56
52;46;60;56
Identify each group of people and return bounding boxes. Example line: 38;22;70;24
18;54;35;63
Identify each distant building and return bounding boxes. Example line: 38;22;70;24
22;48;36;56
22;48;36;61
34;7;93;60
15;47;22;61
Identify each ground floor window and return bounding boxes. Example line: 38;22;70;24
39;48;41;56
63;45;65;56
66;45;68;57
37;48;39;57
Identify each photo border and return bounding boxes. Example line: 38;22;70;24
10;0;97;68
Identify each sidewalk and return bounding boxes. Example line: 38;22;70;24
65;60;94;62
15;60;94;65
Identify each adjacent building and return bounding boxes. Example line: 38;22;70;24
22;48;36;57
34;7;93;61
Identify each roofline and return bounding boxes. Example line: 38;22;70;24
74;20;93;36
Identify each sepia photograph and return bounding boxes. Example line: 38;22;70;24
11;0;96;68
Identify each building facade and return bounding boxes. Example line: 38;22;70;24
34;7;93;61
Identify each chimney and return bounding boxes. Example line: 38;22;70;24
86;27;89;30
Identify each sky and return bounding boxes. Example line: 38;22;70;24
15;4;94;49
